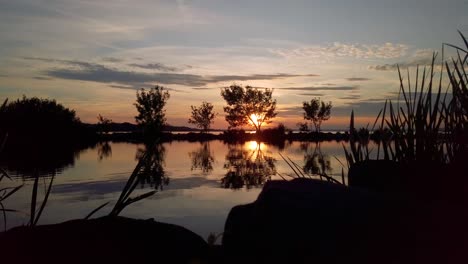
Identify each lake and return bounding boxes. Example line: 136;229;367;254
2;140;352;240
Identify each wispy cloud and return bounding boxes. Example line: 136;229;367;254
109;84;133;89
101;57;123;63
341;95;361;100
278;106;303;116
32;76;53;80
128;63;180;72
333;101;387;116
297;93;325;97
368;49;437;71
346;77;371;81
271;42;408;60
278;86;358;91
32;57;318;87
191;87;212;90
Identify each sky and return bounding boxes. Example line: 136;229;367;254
0;0;467;130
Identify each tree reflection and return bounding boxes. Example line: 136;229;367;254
135;143;169;190
222;141;276;189
97;141;112;161
0;141;89;178
188;142;215;175
302;142;332;176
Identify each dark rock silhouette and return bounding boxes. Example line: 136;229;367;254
222;178;467;263
0;216;209;264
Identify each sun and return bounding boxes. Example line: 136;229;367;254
249;114;261;127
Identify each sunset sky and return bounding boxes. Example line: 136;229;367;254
1;0;467;129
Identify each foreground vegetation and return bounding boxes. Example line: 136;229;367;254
344;31;467;169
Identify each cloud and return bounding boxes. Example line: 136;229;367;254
128;63;179;72
346;77;371;81
191;87;212;90
368;64;398;71
341;95;361;100
271;42;408;60
101;57;123;62
109;84;134;89
33;57;318;87
278;106;303;116
23;56;105;68
359;98;389;102
278;86;358;91
22;56;57;63
297;93;325;97
333;101;387;117
33;76;53;80
368;49;437;71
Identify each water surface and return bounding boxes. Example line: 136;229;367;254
3;140;351;239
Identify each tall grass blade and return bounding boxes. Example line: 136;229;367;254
279;152;302;178
444;43;468;54
85;202;110;220
121;191;156;209
341;168;345;185
458;30;468;50
1;203;6;231
29;172;39;226
287;157;306;178
0;185;23;202
33;174;55;226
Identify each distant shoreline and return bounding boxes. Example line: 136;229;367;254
97;130;353;143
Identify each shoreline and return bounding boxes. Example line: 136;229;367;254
98;130;354;143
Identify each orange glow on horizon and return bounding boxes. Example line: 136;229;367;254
249;114;261;128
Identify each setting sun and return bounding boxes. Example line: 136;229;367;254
249;114;261;127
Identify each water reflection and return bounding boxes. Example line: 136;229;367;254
135;143;169;190
2;141;352;239
301;142;333;176
222;141;276;189
0;141;90;178
97;141;112;161
188;142;215;175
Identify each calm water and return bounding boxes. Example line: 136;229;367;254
2;140;352;240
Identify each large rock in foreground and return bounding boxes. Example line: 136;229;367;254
0;216;208;264
223;178;467;264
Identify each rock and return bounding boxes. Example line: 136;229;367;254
222;178;398;263
348;160;466;200
0;216;209;264
348;160;403;192
222;177;468;263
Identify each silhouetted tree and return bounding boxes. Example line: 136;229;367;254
188;101;216;132
97;114;112;134
135;143;168;190
297;122;309;132
302;98;332;132
188;142;215;174
0;96;82;140
302;142;332;176
134;86;170;139
97;141;112;161
0;99;8;150
0;97;92;178
221;85;277;133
